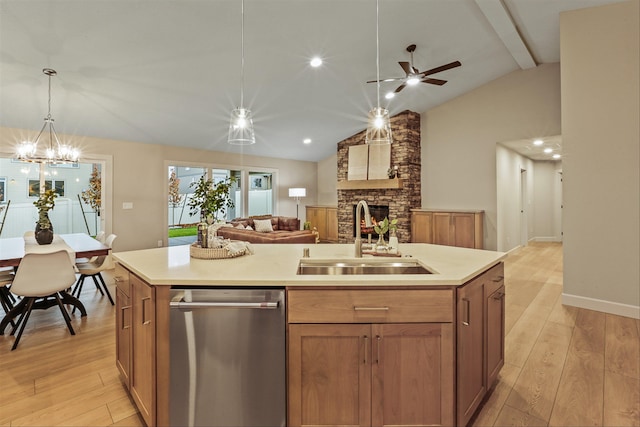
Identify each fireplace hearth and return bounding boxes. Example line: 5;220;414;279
352;204;389;238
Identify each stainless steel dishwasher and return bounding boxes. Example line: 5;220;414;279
169;288;286;427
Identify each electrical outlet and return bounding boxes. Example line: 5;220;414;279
157;240;163;247
122;202;133;210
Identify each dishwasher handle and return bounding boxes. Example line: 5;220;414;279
170;300;279;309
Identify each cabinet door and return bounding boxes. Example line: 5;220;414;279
371;323;454;427
411;211;433;243
115;287;131;387
288;324;371;427
432;212;452;246
486;284;505;389
452;213;476;249
457;279;486;427
306;207;327;240
131;275;156;427
326;208;338;242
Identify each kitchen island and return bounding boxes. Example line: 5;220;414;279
113;243;506;427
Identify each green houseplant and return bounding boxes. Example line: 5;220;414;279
373;217;398;247
33;189;57;244
187;175;237;222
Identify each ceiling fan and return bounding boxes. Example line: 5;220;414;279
367;44;462;94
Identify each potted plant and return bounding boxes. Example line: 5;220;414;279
33;189;57;244
187;174;237;222
373;217;398;247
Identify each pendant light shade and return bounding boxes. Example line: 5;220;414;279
365;0;392;145
365;106;392;145
16;68;80;163
228;0;256;145
228;107;255;145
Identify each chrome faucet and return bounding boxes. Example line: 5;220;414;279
355;200;373;257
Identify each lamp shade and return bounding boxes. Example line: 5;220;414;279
288;188;306;198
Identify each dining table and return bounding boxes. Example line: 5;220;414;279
0;233;110;268
0;233;111;334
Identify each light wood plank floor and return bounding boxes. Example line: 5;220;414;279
1;242;638;426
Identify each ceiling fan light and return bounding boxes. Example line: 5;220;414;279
406;76;420;85
228;107;256;145
365;107;392;145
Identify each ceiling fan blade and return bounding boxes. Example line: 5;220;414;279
394;83;407;93
398;61;412;75
367;77;405;83
421;78;447;86
421;60;462;76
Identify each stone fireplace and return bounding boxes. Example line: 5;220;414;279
337;110;421;243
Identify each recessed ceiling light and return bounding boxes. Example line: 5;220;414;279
385;92;395;99
310;57;322;67
544;148;553;154
303;138;312;144
533;139;544;146
552;154;561;159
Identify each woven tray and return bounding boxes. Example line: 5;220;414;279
189;243;247;260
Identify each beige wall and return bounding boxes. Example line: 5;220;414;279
317;154;338;206
0;128;318;252
561;0;640;317
422;63;562;250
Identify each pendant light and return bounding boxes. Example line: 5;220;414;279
228;0;256;145
365;0;392;145
17;68;80;163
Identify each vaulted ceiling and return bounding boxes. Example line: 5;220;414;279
0;0;620;162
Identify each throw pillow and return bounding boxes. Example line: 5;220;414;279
253;219;273;233
235;223;245;229
246;225;253;230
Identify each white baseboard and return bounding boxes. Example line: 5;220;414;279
562;293;640;319
530;236;562;243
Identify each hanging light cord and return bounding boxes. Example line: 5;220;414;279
240;0;245;109
375;0;381;111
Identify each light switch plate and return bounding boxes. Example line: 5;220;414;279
122;202;133;210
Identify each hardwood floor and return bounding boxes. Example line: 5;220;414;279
0;242;638;426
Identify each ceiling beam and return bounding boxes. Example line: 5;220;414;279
475;0;537;69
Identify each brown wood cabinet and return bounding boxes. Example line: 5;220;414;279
306;206;338;242
130;274;156;426
456;262;505;426
411;209;484;249
456;274;487;426
115;265;171;427
114;263;131;386
287;289;455;427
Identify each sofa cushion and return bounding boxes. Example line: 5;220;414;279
278;216;300;231
254;218;274;233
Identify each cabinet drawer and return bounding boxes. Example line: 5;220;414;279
287;289;453;323
114;262;131;296
484;263;504;295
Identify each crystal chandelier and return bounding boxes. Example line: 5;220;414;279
228;0;256;145
365;0;392;145
16;68;80;164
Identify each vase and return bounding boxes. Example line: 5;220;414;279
389;229;399;249
376;234;386;248
35;222;54;245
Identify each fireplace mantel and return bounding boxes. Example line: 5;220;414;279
336;178;403;190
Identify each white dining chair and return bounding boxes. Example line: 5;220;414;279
72;234;117;309
9;250;79;350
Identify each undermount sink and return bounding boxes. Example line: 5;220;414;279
297;259;433;275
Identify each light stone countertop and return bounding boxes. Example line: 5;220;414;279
113;243;507;288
